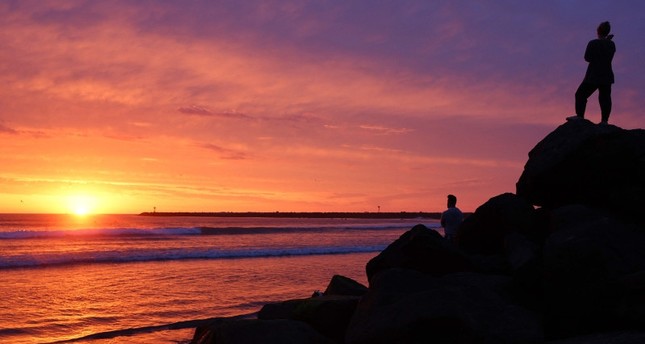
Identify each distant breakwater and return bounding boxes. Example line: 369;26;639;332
139;211;444;219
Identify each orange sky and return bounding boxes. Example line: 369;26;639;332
1;1;643;214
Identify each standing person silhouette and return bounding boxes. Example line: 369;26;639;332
568;21;615;125
440;194;463;243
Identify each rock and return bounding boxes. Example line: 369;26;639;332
456;193;542;255
324;275;368;296
503;230;543;298
259;295;360;343
258;299;301;320
191;318;334;344
290;295;359;343
455;193;545;292
546;331;645;344
615;271;645;331
346;268;543;344
516;119;645;226
192;318;226;344
365;224;473;283
542;205;645;338
467;253;509;275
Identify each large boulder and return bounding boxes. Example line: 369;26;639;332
455;193;545;290
324;275;368;296
516;120;645;226
456;193;542;255
365;224;473;283
191;318;334;344
259;295;360;343
542;205;645;338
546;331;645;344
346;268;543;344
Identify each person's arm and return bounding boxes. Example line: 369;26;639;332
584;41;594;63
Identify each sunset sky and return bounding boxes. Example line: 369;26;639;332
1;1;643;214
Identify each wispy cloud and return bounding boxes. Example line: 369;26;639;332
359;125;413;135
178;106;216;116
0;124;17;135
178;106;253;120
199;143;248;160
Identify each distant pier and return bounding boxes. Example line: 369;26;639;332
139;211;443;219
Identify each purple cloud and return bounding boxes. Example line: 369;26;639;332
200;143;248;160
0;124;18;135
178;106;253;120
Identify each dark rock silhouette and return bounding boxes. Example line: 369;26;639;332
257;275;366;343
191;318;334;344
191;121;645;344
346;269;543;344
456;192;544;255
258;295;360;343
546;331;645;344
454;192;548;295
516;119;645;226
324;274;368;297
365;224;473;283
542;204;645;337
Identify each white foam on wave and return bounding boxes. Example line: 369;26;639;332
0;245;387;269
0;222;433;240
0;227;203;239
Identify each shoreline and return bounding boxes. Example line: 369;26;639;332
49;312;259;343
139;211;444;219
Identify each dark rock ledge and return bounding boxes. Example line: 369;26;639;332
191;120;645;344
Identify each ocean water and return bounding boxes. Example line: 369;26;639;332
0;214;440;344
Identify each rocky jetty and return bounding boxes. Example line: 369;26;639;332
191;119;645;343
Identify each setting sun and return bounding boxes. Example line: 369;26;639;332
73;205;89;216
67;195;97;216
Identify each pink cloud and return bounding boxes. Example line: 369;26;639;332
199;143;248;160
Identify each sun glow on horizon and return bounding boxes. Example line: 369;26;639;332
67;194;98;216
73;205;90;216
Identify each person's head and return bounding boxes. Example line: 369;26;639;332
447;194;457;208
597;21;611;38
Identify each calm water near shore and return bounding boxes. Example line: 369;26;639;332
0;214;440;343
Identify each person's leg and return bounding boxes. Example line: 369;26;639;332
575;82;598;118
598;84;612;123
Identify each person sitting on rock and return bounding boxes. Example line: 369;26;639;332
567;21;616;125
440;194;463;243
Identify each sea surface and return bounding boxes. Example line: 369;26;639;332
0;213;440;344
